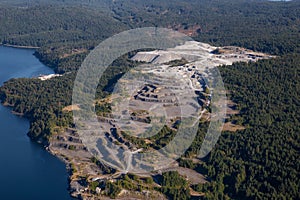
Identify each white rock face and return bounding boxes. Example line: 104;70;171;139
132;41;274;65
132;52;159;63
38;74;62;81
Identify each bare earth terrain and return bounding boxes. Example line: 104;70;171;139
49;41;273;199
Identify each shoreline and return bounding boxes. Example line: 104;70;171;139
46;146;75;197
0;47;74;198
1;100;76;198
1;43;40;49
1;101;76;198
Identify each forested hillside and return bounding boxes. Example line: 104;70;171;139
0;5;126;47
1;0;299;73
0;0;299;199
191;55;300;199
1;0;299;55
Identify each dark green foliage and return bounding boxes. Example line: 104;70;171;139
0;1;299;199
0;73;75;142
178;158;195;169
1;0;300;74
110;0;300;55
104;181;122;199
159;171;191;200
0;52;138;143
194;55;300;199
113;173;154;192
0;5;126;47
120;125;177;150
144;177;154;184
90;157;116;174
95;102;111;116
89;181;99;193
166;58;188;67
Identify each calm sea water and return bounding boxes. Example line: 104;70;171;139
0;46;73;200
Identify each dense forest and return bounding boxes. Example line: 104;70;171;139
0;0;299;199
190;55;300;199
1;0;300;71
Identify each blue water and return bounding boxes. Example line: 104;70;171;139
268;0;292;2
0;46;73;200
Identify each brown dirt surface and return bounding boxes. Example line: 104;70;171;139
62;104;80;112
226;100;240;115
189;187;205;197
222;122;245;132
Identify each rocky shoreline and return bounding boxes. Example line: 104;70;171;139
1;43;40;49
46;145;75;198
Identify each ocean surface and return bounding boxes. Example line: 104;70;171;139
0;46;73;200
